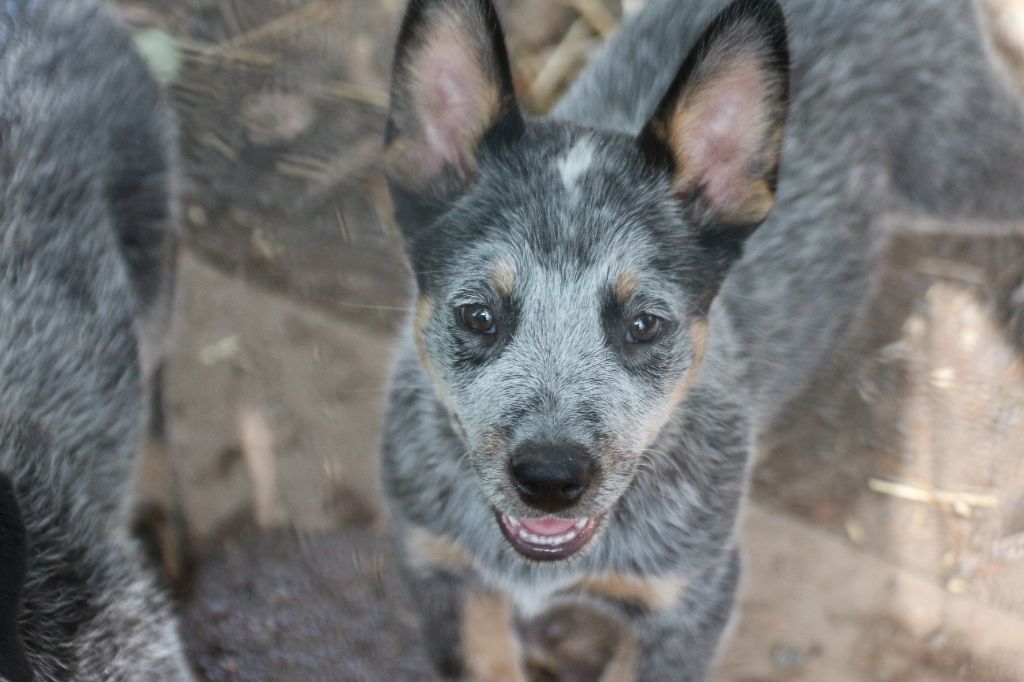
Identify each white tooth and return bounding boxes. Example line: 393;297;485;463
574;519;587;529
517;528;530;541
507;516;519;526
558;532;574;544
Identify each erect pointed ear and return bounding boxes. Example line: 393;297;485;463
0;474;33;682
384;0;523;227
640;0;789;230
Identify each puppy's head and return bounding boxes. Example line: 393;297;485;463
386;0;789;561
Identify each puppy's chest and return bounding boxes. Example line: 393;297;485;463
494;574;579;620
480;559;693;620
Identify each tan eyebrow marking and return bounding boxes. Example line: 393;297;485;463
490;258;517;298
614;271;639;304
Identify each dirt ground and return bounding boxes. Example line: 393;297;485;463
115;1;1024;680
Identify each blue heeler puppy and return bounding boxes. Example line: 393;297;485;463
381;0;1024;679
0;0;191;679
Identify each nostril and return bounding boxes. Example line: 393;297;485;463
560;483;584;501
514;477;538;499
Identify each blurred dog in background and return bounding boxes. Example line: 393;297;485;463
0;0;191;679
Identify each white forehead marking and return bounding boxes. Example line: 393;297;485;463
557;137;596;192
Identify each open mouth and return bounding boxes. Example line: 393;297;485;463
497;512;601;561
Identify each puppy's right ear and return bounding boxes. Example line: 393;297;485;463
0;474;33;682
384;0;523;235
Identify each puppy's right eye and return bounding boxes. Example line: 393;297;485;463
458;304;497;334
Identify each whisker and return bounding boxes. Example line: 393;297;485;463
672;405;736;430
332;383;434;395
329;301;414;313
640;447;692;484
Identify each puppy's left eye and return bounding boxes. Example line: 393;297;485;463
459;304;497;334
625;313;662;344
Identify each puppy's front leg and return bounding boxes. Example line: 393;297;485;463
583;549;741;682
398;526;526;682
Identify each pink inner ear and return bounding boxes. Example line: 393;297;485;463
410;35;495;182
676;59;769;207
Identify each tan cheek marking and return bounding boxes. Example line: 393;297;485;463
415;295;444;384
481;428;507;460
414;295;433;341
642;318;709;446
414;296;434;369
576;573;690;612
614;271;639;305
491;259;517;298
600;438;627;467
669;317;708;406
405;527;474;571
600;632;639;682
461;591;527;682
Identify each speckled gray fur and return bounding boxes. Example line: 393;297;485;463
381;0;1024;680
0;0;191;679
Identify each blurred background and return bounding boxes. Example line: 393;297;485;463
112;0;1024;679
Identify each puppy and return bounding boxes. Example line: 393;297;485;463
380;0;1024;679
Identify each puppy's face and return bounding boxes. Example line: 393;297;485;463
386;0;789;561
412;128;715;559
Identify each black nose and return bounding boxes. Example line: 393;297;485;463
510;442;593;513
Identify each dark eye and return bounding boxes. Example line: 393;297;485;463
459;304;497;335
626;313;662;344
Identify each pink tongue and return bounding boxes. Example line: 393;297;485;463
520;517;578;536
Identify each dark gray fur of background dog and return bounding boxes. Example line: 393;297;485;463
381;0;1024;680
0;0;192;679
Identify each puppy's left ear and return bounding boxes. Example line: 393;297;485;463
641;0;789;232
384;0;523;234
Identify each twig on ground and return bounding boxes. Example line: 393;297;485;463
561;0;618;37
868;477;1000;509
528;18;593;111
